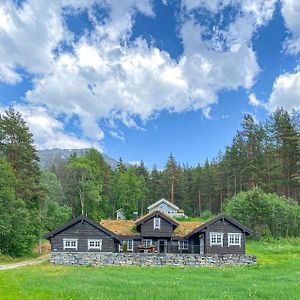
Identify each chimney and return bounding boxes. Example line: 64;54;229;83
132;212;138;221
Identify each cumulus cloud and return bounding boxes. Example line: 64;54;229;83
281;0;300;54
0;0;279;148
267;70;300;112
0;0;66;83
1;104;102;150
248;93;263;107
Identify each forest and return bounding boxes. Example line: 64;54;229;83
0;107;299;256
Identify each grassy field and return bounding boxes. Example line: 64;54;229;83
1;239;300;300
0;253;43;265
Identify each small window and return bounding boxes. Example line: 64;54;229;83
178;240;189;250
63;239;78;250
228;233;241;247
154;217;161;229
210;233;223;246
143;239;152;248
88;239;102;250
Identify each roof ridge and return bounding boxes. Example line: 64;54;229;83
135;210;179;226
147;199;179;210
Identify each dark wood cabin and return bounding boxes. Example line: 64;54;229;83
185;214;251;255
44;215;120;253
45;213;251;255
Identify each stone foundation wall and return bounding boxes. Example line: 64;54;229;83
50;252;256;267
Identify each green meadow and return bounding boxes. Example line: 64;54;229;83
1;239;300;300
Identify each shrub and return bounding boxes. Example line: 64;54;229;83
123;241;128;253
224;187;300;238
201;210;213;220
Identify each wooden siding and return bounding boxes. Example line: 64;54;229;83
51;220;116;252
204;219;245;255
139;217;174;237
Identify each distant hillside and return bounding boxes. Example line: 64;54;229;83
37;148;124;170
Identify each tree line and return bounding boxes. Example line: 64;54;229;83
0;107;299;255
51;108;299;219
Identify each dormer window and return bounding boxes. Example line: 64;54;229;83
154;217;161;229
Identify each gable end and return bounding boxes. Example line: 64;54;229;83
44;215;120;241
184;214;252;238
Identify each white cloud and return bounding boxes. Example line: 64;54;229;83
202;107;212;119
109;130;125;142
281;0;300;54
248;93;263;107
0;0;66;83
182;0;233;12
0;0;278;147
0;104;101;150
267;70;300;112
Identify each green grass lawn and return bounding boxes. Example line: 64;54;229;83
0;253;42;265
1;239;300;300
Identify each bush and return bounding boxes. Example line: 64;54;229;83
201;210;213;220
224;187;300;238
123;241;128;253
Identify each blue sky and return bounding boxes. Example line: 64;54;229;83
0;0;300;168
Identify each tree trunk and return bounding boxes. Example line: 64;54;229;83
198;190;201;217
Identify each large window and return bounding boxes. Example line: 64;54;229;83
178;240;189;250
143;239;152;248
88;239;102;250
63;239;78;250
228;233;241;247
154;217;161;229
210;233;223;246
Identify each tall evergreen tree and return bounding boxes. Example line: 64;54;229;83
0;107;42;208
164;154;179;204
0;156;35;256
270;108;300;199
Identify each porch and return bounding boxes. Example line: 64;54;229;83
119;235;205;254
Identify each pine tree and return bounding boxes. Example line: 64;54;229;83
201;159;214;212
191;164;203;216
0;107;42;208
0;156;35;256
148;165;164;204
240;114;265;189
270;108;299;199
164;154;179;204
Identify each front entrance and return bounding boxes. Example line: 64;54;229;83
158;240;167;253
199;235;204;254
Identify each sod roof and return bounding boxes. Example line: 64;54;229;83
100;219;203;237
100;220;138;236
174;221;204;236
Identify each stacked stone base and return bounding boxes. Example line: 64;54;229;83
51;252;256;267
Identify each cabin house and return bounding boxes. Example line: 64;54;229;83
147;198;187;218
45;211;251;256
115;208;126;220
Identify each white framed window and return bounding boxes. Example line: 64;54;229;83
154;217;161;229
63;238;78;250
143;239;152;248
120;240;134;252
210;233;223;246
88;239;102;250
228;233;242;247
178;240;189;250
127;240;134;252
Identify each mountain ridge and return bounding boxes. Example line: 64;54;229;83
37;148;124;170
